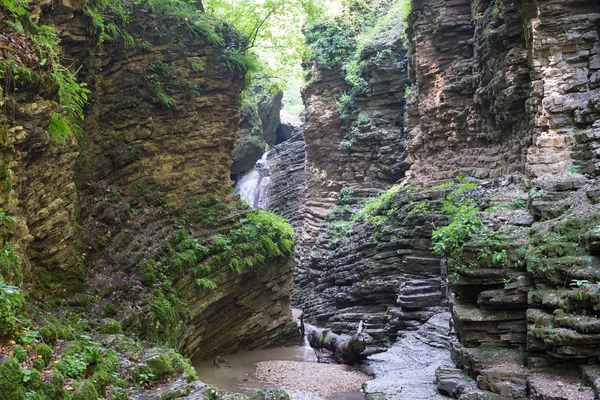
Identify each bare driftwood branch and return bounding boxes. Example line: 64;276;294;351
304;320;386;364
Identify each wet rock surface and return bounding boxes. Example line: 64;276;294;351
365;312;454;400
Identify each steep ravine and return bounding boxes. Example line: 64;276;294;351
2;0;600;399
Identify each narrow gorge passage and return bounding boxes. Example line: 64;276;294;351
1;0;599;399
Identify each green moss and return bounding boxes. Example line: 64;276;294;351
72;380;99;400
104;303;118;317
91;350;119;393
33;358;44;371
146;354;175;381
109;388;130;400
100;320;122;334
34;343;53;366
113;231;133;251
0;358;25;400
56;326;76;340
168;350;197;382
252;389;290;400
39;326;58;345
25;368;43;390
12;344;27;362
146;290;187;346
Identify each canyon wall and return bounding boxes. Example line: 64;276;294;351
1;1;296;362
299;0;600;396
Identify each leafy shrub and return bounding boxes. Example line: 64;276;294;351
57;353;87;379
431;181;482;272
305;17;355;69
0;281;24;337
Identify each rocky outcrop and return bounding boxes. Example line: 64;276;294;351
265;128;307;231
296;9;416;337
231;87;283;177
296;185;447;345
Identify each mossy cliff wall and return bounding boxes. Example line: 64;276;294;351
1;0;296;360
297;0;600;395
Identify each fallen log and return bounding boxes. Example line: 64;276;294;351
304;320;386;364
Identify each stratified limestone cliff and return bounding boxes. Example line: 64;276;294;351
1;0;296;366
299;0;600;396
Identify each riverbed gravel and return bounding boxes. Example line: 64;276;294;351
255;360;371;397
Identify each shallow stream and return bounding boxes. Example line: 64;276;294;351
193;345;368;400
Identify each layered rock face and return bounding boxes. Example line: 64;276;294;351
297;186;447;345
296;21;422;339
231;89;284;177
299;0;600;396
0;93;81;292
265;129;307;231
1;2;296;361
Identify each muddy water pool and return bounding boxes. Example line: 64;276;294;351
193;345;369;400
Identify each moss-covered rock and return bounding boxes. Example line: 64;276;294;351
39;326;58;345
251;388;291;400
12;344;27;362
34;343;53;366
0;357;25;400
72;380;99;400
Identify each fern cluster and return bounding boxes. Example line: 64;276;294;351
193;210;295;284
431;180;483;272
1;0;90;143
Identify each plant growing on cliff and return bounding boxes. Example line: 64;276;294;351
0;0;90;143
193;209;295;283
431;181;482;270
352;184;401;225
0;281;24;337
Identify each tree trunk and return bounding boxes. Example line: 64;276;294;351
304;320;386;364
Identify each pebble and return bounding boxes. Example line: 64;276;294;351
255;360;371;397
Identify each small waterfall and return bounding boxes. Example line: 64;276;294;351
234;152;270;209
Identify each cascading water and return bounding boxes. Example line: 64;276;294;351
234;152;270;209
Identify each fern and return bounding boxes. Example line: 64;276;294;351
195;278;217;291
47;112;80;143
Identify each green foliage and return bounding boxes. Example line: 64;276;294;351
0;357;25;400
206;0;318;98
353;185;401;225
338;187;355;203
0;281;24;337
431;181;482;272
91;350;119;393
34;343;52;366
147;289;187;347
12;344;27;362
194;210;295;280
510;197;528;209
491;250;508;266
305;16;355;69
0;0;90;143
100;320;122;334
57;353;87;379
104;303;118;317
318;220;353;246
72;380;98;400
39;326;58;345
